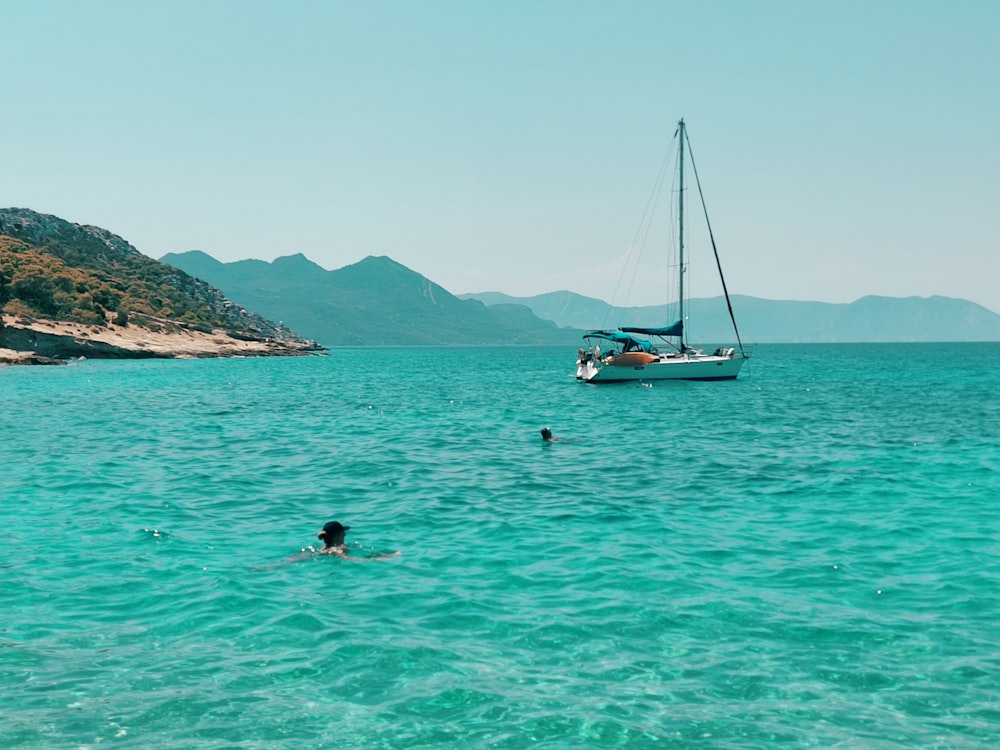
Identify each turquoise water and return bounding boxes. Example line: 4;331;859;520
2;344;999;748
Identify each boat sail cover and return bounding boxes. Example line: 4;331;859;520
620;320;684;338
583;330;654;353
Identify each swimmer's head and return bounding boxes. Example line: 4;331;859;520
541;427;552;441
318;521;350;546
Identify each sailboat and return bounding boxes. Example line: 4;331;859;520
575;119;749;382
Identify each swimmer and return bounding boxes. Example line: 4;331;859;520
316;521;400;561
541;426;570;443
317;520;351;557
540;426;578;444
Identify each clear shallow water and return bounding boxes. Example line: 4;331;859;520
2;344;999;748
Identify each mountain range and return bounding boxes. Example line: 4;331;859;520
464;291;1000;344
3;207;997;354
163;251;1000;345
160;251;578;347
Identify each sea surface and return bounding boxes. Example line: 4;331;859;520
2;343;999;748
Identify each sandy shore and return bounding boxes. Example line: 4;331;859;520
0;314;321;365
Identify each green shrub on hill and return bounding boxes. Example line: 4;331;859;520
1;238;145;325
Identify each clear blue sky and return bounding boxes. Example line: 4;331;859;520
3;0;998;312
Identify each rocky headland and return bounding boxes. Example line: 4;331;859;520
0;208;323;364
0;314;322;366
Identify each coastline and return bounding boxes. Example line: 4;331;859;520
0;314;322;365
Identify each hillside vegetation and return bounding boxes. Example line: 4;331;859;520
0;209;302;342
1;235;201;326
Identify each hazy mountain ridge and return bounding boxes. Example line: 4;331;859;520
5;206;994;351
161;251;579;347
164;247;1000;346
463;291;1000;343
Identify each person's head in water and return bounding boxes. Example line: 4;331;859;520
541;427;553;442
317;521;350;548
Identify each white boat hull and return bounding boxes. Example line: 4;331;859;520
576;351;746;382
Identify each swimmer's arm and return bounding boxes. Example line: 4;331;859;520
313;547;401;561
326;548;400;561
364;550;401;561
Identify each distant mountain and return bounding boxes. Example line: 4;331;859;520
9;204;992;349
0;208;306;344
462;291;1000;343
160;252;581;347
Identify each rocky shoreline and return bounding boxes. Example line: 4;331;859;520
0;314;323;366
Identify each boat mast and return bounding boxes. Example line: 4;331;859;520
677;118;686;349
